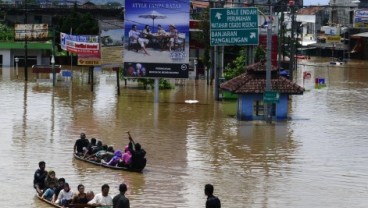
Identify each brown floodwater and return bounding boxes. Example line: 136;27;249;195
0;57;368;208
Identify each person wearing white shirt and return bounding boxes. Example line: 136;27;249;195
88;184;113;207
128;24;149;55
55;183;74;206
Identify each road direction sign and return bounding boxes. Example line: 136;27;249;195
210;7;259;46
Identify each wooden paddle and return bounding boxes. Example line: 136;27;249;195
126;131;136;146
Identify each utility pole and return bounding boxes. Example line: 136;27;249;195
24;0;28;81
51;27;56;87
265;3;273;123
289;0;296;82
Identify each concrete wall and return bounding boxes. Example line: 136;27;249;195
0;50;11;66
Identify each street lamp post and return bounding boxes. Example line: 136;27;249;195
15;57;19;79
51;55;55;87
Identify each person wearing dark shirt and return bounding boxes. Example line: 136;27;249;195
204;184;221;208
129;142;146;169
74;133;90;156
113;183;130;208
52;178;66;203
72;184;89;204
33;161;47;195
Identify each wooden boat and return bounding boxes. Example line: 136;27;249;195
73;153;145;172
37;194;63;208
37;193;96;208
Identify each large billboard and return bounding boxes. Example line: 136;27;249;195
14;24;48;41
124;0;190;78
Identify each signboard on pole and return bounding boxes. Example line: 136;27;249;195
263;90;279;103
14;24;49;41
210;7;259;46
354;9;368;28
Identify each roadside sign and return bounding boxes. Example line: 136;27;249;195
210;7;259;46
263;90;279;103
326;35;341;43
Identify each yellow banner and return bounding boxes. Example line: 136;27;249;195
326;36;341;43
77;58;101;66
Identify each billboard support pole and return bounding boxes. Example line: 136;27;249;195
154;78;159;103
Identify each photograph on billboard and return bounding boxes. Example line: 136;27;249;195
124;0;190;78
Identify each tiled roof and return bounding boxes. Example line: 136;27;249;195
192;1;209;9
220;62;305;94
246;61;278;72
297;7;323;15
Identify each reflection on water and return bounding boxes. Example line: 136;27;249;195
1;58;368;207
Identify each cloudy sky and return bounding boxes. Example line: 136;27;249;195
303;0;330;5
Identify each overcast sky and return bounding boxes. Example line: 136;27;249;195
303;0;330;5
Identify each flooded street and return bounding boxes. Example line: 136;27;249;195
1;57;368;208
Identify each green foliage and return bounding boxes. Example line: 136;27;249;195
254;45;266;62
118;68;174;90
137;78;174;90
223;49;246;80
0;24;14;41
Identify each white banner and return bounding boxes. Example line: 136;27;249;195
60;32;100;54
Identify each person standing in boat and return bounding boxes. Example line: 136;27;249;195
33;161;47;196
113;183;130;208
204;184;221;208
88;184;113;207
74;133;90;156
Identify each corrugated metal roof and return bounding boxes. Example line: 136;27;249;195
0;42;51;50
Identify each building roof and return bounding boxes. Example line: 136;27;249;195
351;32;368;38
0;42;51;50
297;7;323;15
220;62;305;94
192;1;209;9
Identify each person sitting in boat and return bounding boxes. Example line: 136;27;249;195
92;140;103;154
51;178;65;203
118;145;132;167
87;144;108;162
83;138;97;158
101;146;115;162
103;150;123;166
42;180;57;201
87;184;113;207
43;170;58;197
71;184;89;204
74;133;90;156
34;161;47;196
55;182;74;206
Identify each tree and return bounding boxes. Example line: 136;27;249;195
0;24;14;41
53;10;99;52
223;49;246;80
